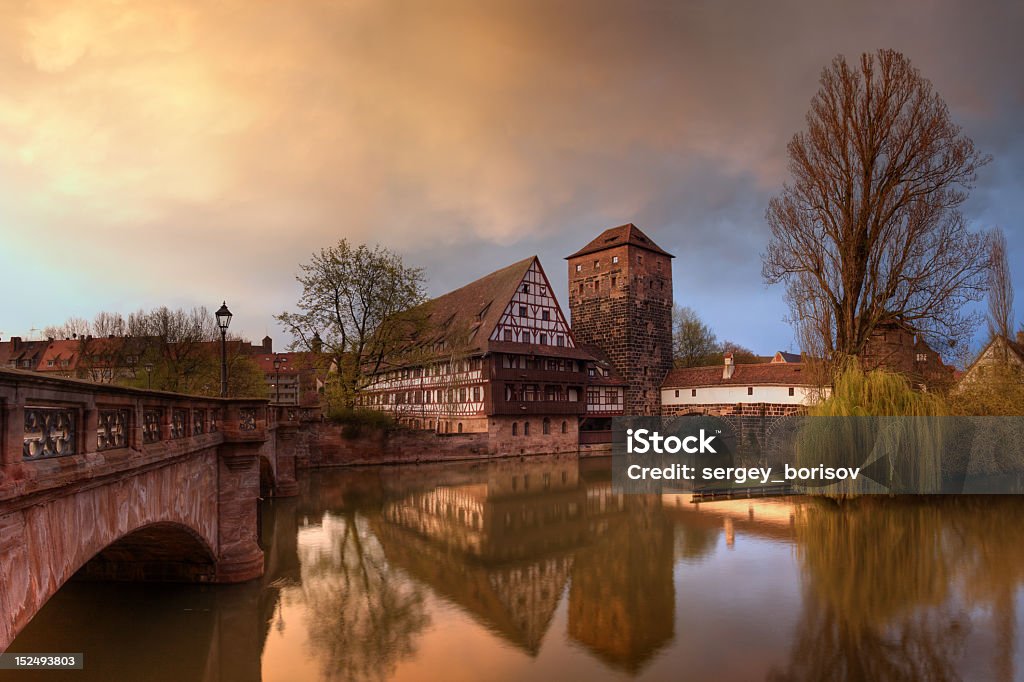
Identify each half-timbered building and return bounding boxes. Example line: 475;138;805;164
358;255;626;453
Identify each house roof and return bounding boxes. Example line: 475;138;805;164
772;351;802;364
578;343;629;385
407;256;538;355
662;362;818;388
565;223;674;259
962;334;1024;379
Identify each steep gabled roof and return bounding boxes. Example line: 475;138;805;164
411;256;538;354
566;223;674;259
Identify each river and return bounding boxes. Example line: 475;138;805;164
4;454;1024;681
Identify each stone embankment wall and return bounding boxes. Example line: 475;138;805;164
292;420;607;468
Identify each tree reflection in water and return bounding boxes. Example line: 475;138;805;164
293;510;430;682
773;497;1024;682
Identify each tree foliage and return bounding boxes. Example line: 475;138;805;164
763;49;990;365
276;240;426;409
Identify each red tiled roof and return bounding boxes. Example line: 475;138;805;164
566;223;674;259
662;362;818;388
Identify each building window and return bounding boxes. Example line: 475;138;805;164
576;264;582;272
578;283;584;295
674;390;679;397
539;334;548;345
458;422;463;433
637;255;643;264
788;387;795;396
522;284;530;293
612;256;619;264
524;421;530;436
542;310;550;321
543;418;550;435
916;353;927;362
504;329;513;342
611;276;617;287
512;422;518;436
556;335;564;347
594;260;600;269
747;387;754;396
561;421;568;434
691;389;697;397
519;306;527;317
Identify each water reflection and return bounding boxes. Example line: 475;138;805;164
7;456;1024;681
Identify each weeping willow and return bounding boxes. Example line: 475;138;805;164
796;360;948;494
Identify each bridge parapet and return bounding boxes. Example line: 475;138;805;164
0;368;288;651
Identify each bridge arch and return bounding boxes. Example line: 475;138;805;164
75;521;218;583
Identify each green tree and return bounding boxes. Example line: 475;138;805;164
276;240;427;409
763;49;990;365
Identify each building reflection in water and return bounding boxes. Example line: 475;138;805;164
10;457;1024;682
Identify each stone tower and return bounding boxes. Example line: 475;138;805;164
567;224;674;415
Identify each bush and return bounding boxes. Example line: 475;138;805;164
324;406;396;438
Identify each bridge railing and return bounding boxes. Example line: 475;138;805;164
0;368;271;500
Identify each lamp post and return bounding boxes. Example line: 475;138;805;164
273;354;283;404
215;302;233;397
144;361;154;390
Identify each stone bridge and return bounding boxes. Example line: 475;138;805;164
0;368;302;651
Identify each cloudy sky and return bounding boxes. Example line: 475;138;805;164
1;0;1021;355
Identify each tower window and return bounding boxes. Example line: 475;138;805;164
576;264;582;272
637;255;643;264
611;276;617;287
594;260;600;269
578;283;584;295
612;256;619;264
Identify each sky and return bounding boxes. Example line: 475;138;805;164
1;0;1022;355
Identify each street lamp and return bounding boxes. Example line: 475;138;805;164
215;302;233;397
272;354;283;404
144;361;154;390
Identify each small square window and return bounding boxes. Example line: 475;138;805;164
691;389;697;397
504;329;513;342
674;390;679;397
542;310;550;321
576;264;582;272
747;387;754;396
788;387;795;397
612;256;619;264
519;306;527;317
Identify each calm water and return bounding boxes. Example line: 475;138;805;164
6;455;1024;681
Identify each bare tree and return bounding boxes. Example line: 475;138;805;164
672;305;720;368
763;49;991;365
987;227;1014;342
43;317;91;340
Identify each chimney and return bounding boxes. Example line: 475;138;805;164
723;352;735;379
262;335;273;353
